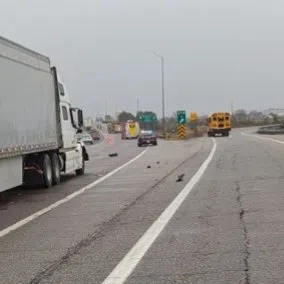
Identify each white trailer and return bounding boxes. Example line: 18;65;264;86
0;36;89;192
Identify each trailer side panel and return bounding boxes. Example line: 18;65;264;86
0;37;59;159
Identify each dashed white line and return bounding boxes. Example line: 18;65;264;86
102;138;217;284
242;132;284;145
0;148;148;239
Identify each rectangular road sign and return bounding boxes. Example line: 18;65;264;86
138;113;157;123
177;110;186;124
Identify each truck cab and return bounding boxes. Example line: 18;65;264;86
54;70;89;176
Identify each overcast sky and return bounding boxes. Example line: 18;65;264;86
1;0;284;118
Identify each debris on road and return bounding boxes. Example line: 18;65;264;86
147;165;151;168
157;161;160;164
176;173;185;182
109;153;118;157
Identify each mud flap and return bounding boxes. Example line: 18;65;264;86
82;146;89;161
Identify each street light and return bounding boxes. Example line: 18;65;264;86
145;51;165;134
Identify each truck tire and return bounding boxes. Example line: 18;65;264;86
223;131;229;137
76;155;85;176
42;154;53;188
51;153;61;185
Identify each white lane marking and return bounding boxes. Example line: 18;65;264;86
242;132;284;145
0;148;148;239
102;138;217;284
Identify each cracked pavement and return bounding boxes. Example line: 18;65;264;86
1;130;284;283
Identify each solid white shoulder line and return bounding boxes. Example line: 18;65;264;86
102;138;217;284
0;148;148;239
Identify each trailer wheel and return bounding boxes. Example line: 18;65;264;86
42;154;53;188
51;153;61;185
76;155;85;176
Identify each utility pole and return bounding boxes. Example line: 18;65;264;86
113;104;116;118
104;99;107;121
231;100;234;115
231;100;234;127
161;56;165;134
137;98;140;114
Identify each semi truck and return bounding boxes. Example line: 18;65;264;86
0;35;89;192
121;120;140;139
207;112;232;137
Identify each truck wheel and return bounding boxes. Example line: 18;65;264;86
42;154;53;188
76;155;85;176
51;153;61;185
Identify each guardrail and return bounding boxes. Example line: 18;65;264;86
257;124;284;134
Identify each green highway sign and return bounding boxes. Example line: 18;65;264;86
177;110;186;124
139;113;157;123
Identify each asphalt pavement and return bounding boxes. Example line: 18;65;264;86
1;129;284;283
0;134;143;231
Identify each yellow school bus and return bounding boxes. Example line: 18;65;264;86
208;112;231;137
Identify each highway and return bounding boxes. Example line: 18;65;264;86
1;129;284;283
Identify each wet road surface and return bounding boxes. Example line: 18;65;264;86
1;130;284;283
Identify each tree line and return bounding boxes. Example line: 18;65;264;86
98;108;280;131
232;109;281;126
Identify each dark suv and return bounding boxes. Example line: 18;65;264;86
137;132;157;147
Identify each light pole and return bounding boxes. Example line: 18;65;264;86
146;51;166;134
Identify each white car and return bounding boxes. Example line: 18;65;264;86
78;133;94;145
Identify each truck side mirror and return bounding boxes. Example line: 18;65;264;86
78;109;84;128
70;107;84;130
